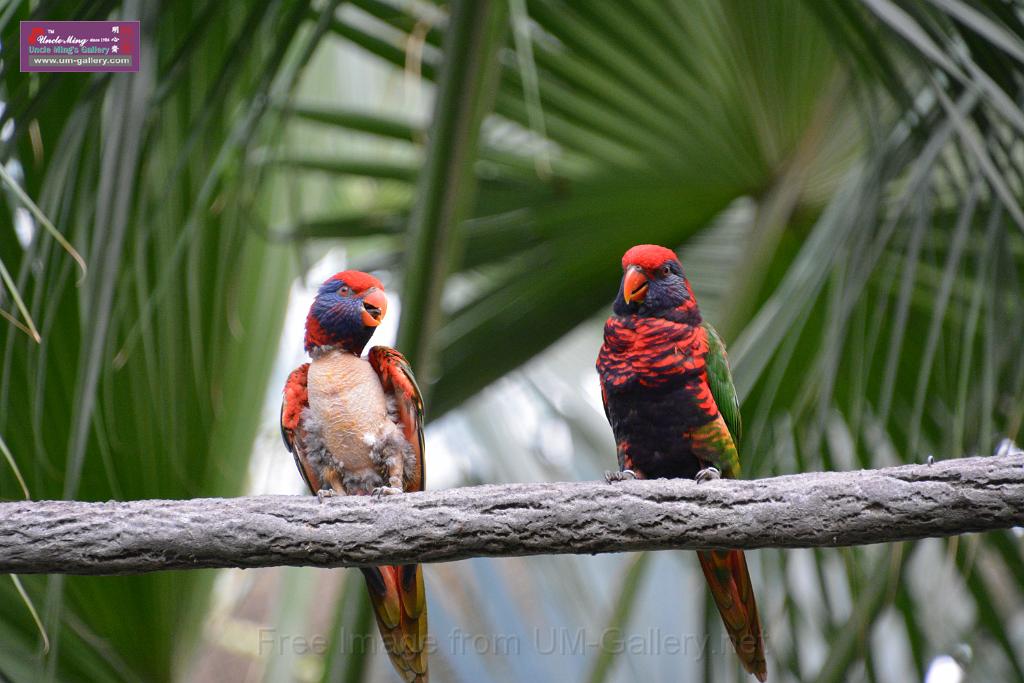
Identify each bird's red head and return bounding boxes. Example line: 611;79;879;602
621;244;680;272
304;271;388;355
615;244;699;320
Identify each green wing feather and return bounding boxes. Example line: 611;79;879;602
703;322;741;444
702;322;743;477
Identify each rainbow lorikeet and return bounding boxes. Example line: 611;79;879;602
597;245;767;681
281;271;428;683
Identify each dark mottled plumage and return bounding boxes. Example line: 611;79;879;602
599;314;715;479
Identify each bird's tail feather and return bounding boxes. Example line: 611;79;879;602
697;550;767;681
361;565;428;682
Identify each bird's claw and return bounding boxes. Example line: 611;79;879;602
371;486;402;499
316;489;337;504
695;467;721;483
605;469;637;484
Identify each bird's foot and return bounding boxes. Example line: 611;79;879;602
316;489;338;504
605;469;637;484
371;486;402;499
695;467;721;483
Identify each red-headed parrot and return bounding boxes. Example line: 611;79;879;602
597;244;767;681
281;271;428;682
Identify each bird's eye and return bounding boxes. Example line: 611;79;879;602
338;285;350;295
660;265;671;276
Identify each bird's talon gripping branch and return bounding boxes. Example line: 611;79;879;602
316;489;337;503
605;469;637;484
371;486;402;499
695;467;721;483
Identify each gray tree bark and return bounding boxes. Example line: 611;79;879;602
1;454;1021;575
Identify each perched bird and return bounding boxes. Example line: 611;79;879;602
596;244;767;681
281;271;428;682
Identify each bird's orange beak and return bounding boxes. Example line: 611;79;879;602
622;266;649;304
361;288;387;327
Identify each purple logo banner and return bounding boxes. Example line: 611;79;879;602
20;21;139;73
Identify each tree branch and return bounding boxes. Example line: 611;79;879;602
1;455;1021;576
